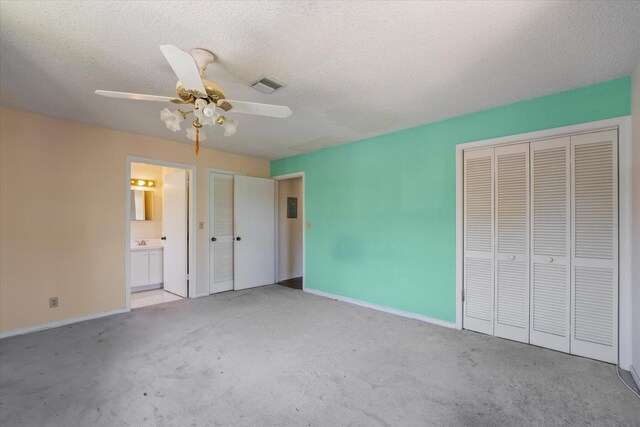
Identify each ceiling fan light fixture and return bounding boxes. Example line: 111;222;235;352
95;44;291;154
221;118;238;137
186;126;206;142
203;106;215;118
193;99;219;126
160;108;184;132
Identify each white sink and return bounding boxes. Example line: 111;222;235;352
130;245;163;251
130;239;163;251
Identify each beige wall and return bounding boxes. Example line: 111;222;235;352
631;64;640;377
277;178;303;281
130;162;163;240
0;107;269;332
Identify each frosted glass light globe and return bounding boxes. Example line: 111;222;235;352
203;106;215;118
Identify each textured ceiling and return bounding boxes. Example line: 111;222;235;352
1;1;639;160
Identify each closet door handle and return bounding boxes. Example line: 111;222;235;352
546;257;553;263
235;236;241;241
161;236;167;241
211;237;217;242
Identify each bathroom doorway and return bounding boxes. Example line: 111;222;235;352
273;172;305;290
125;157;196;310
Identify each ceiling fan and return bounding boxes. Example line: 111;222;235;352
96;45;292;154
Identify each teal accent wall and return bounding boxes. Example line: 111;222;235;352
271;76;631;323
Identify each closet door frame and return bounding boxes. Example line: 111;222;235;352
455;116;633;369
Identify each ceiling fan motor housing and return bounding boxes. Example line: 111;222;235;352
175;79;232;111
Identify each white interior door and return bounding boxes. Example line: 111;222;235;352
494;143;530;343
529;137;570;353
234;175;275;290
162;169;188;297
463;148;495;335
209;172;234;294
570;130;618;363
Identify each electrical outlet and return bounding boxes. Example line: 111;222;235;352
49;297;58;308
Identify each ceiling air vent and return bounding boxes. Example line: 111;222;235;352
250;76;286;94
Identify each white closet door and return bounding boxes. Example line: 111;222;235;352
209;172;235;294
570;130;618;363
463;148;494;335
529;137;571;352
494;144;530;343
234;176;275;290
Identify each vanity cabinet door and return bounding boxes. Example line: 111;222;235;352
149;249;164;285
131;251;149;287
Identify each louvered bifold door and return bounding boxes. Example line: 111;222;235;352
209;172;234;294
463;148;494;335
529;137;571;353
570;130;618;363
494;144;530;343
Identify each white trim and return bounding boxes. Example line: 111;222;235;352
206;168;244;295
456;144;464;330
272;172;306;290
305;288;456;329
630;365;640;390
455;116;633;369
126;156;197;309
208;168;246;176
0;308;128;339
456;117;624;152
617;117;633;370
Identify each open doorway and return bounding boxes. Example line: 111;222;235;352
126;158;195;309
274;173;304;290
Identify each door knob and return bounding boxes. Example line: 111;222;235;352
161;236;167;241
211;237;217;242
546;257;553;263
509;255;516;260
235;237;241;241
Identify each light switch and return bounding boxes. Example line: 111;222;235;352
199;221;204;230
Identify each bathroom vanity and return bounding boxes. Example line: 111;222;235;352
130;241;163;292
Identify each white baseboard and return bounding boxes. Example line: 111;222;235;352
304;288;456;329
0;308;129;339
630;365;640;390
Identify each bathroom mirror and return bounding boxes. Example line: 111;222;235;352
130;190;154;221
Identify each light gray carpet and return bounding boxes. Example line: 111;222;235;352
1;285;638;426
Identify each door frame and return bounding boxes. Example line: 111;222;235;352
455;116;633;370
272;172;306;290
206;168;245;295
125;156;197;310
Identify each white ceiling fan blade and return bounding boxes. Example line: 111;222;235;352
159;44;207;96
95;90;181;103
223;100;292;118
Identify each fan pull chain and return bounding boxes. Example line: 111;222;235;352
195;127;199;155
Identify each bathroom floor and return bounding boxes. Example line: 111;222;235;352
131;289;183;309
